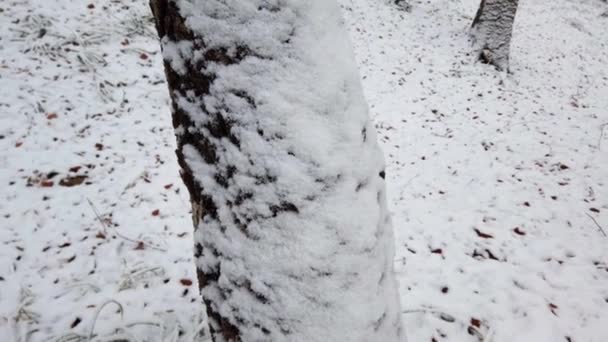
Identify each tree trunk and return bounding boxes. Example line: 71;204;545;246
471;0;519;71
150;1;403;341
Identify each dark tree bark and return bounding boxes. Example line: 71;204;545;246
394;0;412;12
471;0;519;71
150;0;403;341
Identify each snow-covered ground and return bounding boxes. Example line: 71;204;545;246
343;0;608;340
1;0;607;341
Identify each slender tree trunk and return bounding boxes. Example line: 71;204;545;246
150;1;403;341
471;0;519;71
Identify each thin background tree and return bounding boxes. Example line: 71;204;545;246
471;0;519;71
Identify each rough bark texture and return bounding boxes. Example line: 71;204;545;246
471;0;519;71
150;1;403;341
149;2;244;339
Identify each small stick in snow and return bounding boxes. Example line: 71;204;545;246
402;308;456;323
586;213;607;237
88;299;124;341
87;198;108;234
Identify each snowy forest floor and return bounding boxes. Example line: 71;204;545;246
1;0;607;341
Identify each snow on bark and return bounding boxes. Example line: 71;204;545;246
150;0;403;341
471;0;519;71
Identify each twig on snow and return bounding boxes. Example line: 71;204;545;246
53;283;101;300
88;300;124;342
53;332;86;342
87;198;108;234
403;308;456;323
586;213;606;237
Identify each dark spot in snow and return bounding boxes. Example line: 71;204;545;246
513;227;526;236
441;286;449;294
310;267;332;277
270;202;299;217
355;180;368;192
234;191;253;206
485;249;499;261
379;170;386;179
472;249;500;261
373;312;387;331
548;303;559;316
70;317;81;328
438;313;455;323
589;208;600;213
470;318;481;328
59;175;88;187
40;180;54;187
473;228;493;239
46;171;59;179
194;243;203;258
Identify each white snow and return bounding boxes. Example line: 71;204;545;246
0;0;607;341
343;0;608;341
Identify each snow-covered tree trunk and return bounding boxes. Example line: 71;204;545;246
150;0;403;341
471;0;519;71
